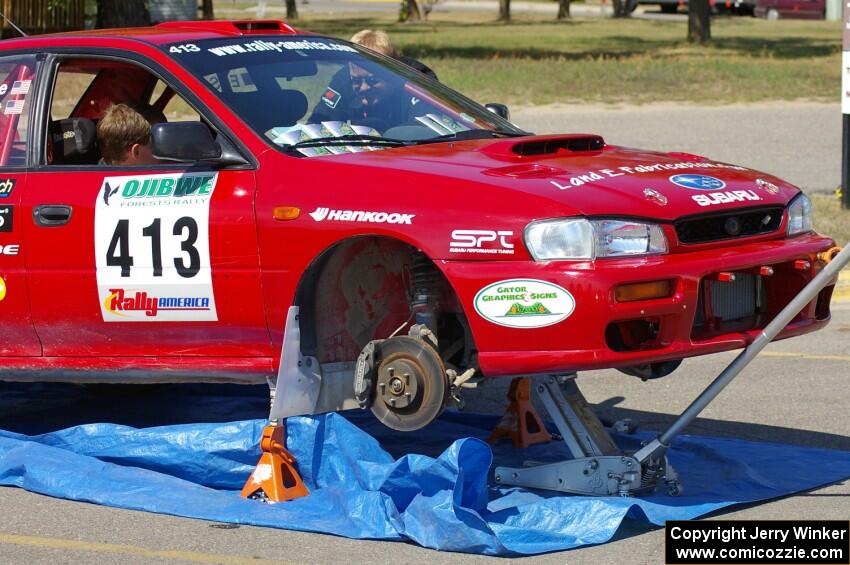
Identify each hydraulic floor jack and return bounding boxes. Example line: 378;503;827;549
495;245;848;496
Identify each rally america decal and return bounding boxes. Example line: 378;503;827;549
474;279;575;329
94;173;219;322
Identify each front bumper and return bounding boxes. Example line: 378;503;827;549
439;233;836;377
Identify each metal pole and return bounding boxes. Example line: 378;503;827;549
635;244;850;462
844;115;850;209
841;0;850;205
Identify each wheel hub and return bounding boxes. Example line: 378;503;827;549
377;361;419;409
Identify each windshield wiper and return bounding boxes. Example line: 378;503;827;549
283;135;413;153
414;129;529;145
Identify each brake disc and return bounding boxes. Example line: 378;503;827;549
369;335;448;432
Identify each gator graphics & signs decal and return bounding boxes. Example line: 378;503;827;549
474;279;575;329
94;173;219;322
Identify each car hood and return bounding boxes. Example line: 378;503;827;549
321;134;798;221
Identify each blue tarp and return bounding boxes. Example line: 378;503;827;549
1;383;849;556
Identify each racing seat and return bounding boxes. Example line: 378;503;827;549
48;117;99;165
233;89;308;131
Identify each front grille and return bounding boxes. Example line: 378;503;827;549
692;272;765;339
675;207;783;244
709;274;758;321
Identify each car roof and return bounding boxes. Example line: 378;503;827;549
0;20;314;50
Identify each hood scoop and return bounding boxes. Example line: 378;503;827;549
480;134;605;160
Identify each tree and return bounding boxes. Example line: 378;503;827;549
688;0;711;42
286;0;299;19
611;0;634;17
499;0;510;20
557;0;570;19
96;0;150;28
399;0;424;21
201;0;214;19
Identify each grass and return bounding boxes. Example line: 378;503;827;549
210;10;841;106
812;194;850;245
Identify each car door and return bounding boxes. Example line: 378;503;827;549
23;54;272;360
0;54;42;356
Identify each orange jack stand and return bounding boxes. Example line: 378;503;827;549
488;377;552;448
241;423;309;503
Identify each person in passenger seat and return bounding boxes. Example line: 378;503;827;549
96;103;166;166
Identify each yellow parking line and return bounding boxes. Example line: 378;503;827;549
0;533;299;565
761;351;850;363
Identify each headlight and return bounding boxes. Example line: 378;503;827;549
786;193;813;236
524;218;668;260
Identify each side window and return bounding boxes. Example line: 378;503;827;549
150;80;202;122
51;69;96;120
46;59;203;167
0;55;37;168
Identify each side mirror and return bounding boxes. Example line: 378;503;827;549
151;122;221;162
485;103;510;122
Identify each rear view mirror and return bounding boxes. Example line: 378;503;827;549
485;103;511;122
279;60;318;78
151;122;221;162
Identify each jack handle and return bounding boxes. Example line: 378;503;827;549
634;242;850;464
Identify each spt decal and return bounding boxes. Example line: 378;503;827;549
450;229;514;255
474;279;575;329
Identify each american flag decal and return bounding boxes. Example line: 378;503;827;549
10;80;30;95
3;99;24;115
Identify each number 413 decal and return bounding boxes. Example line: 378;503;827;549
94;173;218;322
106;216;200;278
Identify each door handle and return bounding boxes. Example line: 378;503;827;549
33;205;72;227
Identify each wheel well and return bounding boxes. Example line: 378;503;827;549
294;236;476;370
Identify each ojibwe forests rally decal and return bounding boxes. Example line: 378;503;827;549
474;279;575;329
94;173;218;322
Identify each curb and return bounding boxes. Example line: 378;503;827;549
834;271;850;303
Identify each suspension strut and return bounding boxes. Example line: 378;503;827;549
410;252;440;338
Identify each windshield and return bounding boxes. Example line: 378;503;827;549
164;36;525;156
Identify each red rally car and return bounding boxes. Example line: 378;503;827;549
0;20;837;431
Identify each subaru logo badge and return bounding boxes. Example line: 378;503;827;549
669;174;727;191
